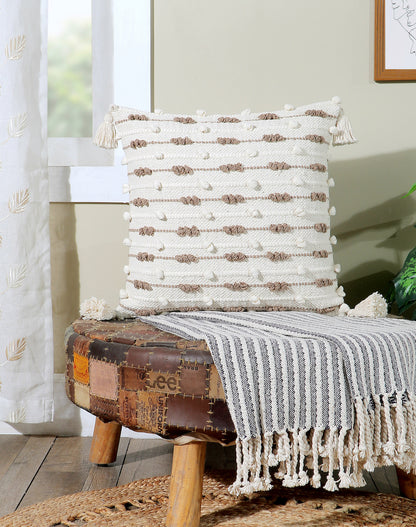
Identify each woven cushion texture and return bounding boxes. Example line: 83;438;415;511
112;100;344;315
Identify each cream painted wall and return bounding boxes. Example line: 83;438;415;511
51;0;416;371
50;204;127;371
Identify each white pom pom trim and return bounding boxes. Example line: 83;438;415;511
156;210;167;220
123;211;131;221
284;103;295;111
248;179;260;190
123;265;130;275
292;144;304;155
203;296;214;306
202;209;214;220
119;289;128;299
205;243;216;253
295;295;306;304
250;240;262;250
200;180;212;190
123;238;132;247
292;176;303;186
250;268;262;280
296;238;306;248
331;96;342;105
330;235;337;245
336;286;346;297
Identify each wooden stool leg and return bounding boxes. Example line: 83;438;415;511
396;467;416;499
167;441;207;527
89;417;122;465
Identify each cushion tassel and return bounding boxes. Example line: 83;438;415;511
94;111;118;149
332;109;357;146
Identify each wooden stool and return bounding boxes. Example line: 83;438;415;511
65;318;416;527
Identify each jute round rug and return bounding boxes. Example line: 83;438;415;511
1;471;416;527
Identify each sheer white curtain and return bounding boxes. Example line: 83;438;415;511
0;0;53;423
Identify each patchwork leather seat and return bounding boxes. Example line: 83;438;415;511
65;318;236;444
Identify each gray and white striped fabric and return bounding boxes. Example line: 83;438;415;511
141;311;416;494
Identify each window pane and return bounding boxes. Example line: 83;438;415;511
48;0;92;137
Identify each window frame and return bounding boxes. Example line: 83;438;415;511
48;0;152;203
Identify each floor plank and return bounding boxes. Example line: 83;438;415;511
118;438;174;485
82;437;130;491
0;435;406;518
19;437;92;509
0;436;29;480
0;436;55;517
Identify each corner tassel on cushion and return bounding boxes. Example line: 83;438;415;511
332;108;357;146
347;292;387;318
94;110;118;149
80;297;115;320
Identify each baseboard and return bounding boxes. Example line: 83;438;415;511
0;374;158;438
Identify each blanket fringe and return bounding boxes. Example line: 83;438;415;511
229;391;416;496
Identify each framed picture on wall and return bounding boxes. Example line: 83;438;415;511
375;0;416;80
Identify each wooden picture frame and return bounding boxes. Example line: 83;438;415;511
375;0;416;81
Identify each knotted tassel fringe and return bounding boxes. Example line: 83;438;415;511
94;107;118;149
332;108;357;146
228;391;416;496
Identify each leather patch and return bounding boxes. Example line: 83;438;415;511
166;395;210;430
73;335;92;357
209;400;235;432
181;346;212;364
179;362;208;397
126;347;151;368
90;360;118;400
148;347;182;373
137;391;167;434
89;340;130;364
90;395;118;422
120;365;147;391
119;389;138;428
73;352;89;384
208;366;226;400
147;371;180;394
74;381;90;409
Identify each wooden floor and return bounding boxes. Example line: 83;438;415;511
0;435;401;518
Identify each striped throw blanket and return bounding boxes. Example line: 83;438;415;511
141;311;416;495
